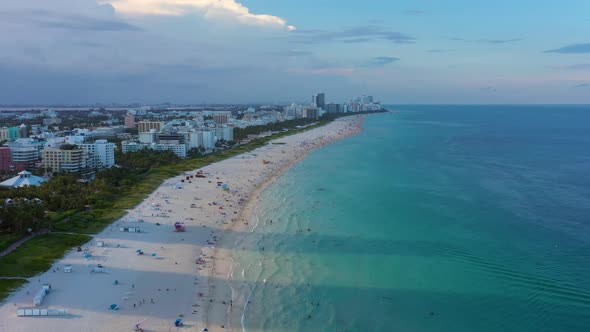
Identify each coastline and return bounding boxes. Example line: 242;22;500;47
0;115;366;332
206;115;366;331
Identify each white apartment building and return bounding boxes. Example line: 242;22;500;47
79;140;116;169
121;141;187;158
139;130;158;144
201;131;215;149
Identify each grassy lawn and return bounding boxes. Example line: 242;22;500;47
0;233;91;278
0;233;25;253
0;279;27;302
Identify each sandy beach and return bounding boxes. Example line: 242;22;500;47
0;115;365;332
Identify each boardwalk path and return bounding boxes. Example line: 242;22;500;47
0;230;49;257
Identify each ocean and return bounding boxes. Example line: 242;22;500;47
229;105;590;332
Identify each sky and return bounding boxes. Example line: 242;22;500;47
0;0;589;104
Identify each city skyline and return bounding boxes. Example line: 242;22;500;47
0;1;589;104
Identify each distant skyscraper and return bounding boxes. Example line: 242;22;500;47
316;93;326;109
303;107;319;120
325;103;342;113
125;112;135;128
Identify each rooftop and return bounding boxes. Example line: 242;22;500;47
0;170;47;188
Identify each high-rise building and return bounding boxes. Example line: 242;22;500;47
157;133;186;145
0;127;21;142
201;131;215;149
121;141;187;158
0;128;9;142
325;103;342;113
79;140;116;169
43;148;87;173
18;124;27;139
137;121;164;133
316;93;326;109
124;112;136;128
139;130;158;144
214;113;229;125
3;139;43;171
10;146;39;171
303;107;319;120
188;131;202;150
0;147;12;171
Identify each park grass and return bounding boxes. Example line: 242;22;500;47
0;279;27;303
0;233;91;278
0;233;25;253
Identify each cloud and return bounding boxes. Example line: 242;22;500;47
291;25;416;44
480;86;497;92
450;37;522;44
478;38;522;44
574;83;589;88
342;38;374;44
405;10;427;15
368;56;400;67
288;67;356;77
100;0;295;29
0;9;140;31
552;63;590;70
544;43;590;54
273;50;314;57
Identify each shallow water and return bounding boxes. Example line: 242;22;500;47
230;105;590;332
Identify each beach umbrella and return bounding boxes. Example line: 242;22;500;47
136;249;142;253
109;304;119;310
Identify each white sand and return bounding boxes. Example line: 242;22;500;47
0;116;365;332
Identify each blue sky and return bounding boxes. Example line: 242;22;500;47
0;0;589;104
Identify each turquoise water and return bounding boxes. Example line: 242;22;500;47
231;105;590;332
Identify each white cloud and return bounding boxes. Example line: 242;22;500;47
102;0;295;29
